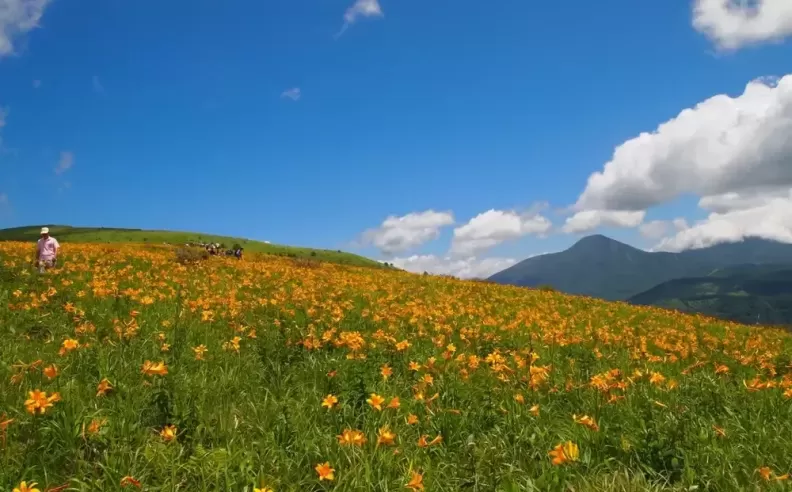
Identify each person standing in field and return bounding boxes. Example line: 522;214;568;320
35;227;60;273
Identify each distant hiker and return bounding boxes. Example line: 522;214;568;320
35;227;60;273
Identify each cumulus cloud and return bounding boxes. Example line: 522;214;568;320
655;189;792;251
450;209;551;256
573;75;792;214
390;254;518;280
281;87;301;101
55;151;73;174
562;210;645;234
693;0;792;50
362;210;454;255
0;0;51;57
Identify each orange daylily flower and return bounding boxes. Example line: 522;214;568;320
315;462;335;481
43;364;59;380
120;476;142;488
159;424;177;442
337;428;367;447
58;338;79;356
573;414;600;432
376;426;396;446
406;471;424;490
141;360;168;376
24;390;60;415
13;481;40;492
322;394;338;409
367;393;385;411
549;441;579;465
96;378;113;397
193;344;208;360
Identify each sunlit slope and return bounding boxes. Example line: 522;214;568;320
1;241;791;491
0;225;381;268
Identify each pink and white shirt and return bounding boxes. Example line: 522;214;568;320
37;236;60;261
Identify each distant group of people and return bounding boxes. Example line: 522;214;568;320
187;241;244;259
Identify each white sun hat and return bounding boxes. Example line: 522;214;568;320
40;227;49;234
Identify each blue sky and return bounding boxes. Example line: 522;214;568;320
1;0;792;277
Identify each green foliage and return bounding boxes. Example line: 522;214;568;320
628;264;792;328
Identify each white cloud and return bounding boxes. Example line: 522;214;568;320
697;188;790;213
344;0;383;25
450;208;551;256
0;0;51;57
55;150;73;174
693;0;792;50
390;254;518;280
654;189;792;251
639;220;669;240
281;87;301;101
572;75;792;214
562;210;645;234
673;218;690;231
362;210;454;255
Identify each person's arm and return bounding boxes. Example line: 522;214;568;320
35;240;41;261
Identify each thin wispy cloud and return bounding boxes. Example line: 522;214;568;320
336;0;383;38
0;192;10;217
0;106;7;152
281;87;301;101
92;75;105;94
55;150;74;175
32;79;41;88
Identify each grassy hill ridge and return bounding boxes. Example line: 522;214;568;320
0;225;382;268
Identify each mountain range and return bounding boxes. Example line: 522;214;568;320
488;235;792;327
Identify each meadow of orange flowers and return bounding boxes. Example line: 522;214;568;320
2;241;792;491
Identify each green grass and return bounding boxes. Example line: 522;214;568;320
0;225;382;268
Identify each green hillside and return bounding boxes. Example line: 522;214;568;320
627;264;792;327
0;225;382;268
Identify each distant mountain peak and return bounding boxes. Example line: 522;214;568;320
569;234;636;252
